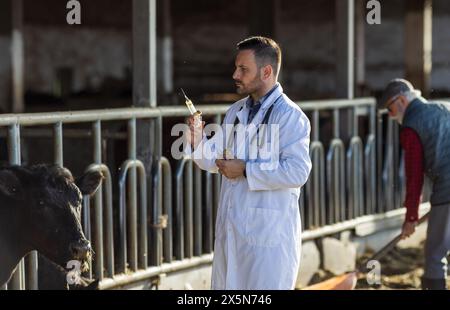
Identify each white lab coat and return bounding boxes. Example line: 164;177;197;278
191;84;311;289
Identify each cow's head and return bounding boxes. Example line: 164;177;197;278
0;165;103;271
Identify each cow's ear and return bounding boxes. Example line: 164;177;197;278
76;170;104;196
0;170;23;198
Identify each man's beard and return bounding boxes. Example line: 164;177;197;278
235;74;262;96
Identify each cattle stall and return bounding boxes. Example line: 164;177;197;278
0;97;409;290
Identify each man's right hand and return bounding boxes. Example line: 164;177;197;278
400;220;417;239
185;115;204;149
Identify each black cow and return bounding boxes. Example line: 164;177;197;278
0;164;103;287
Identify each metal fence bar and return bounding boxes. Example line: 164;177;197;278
307;141;326;228
376;111;384;213
203;171;214;253
54;122;63;165
174;158;187;260
149;116;163;267
82;196;92;279
150;157;170;265
364;134;376;215
312;110;319;142
347;136;364;219
333;109;340;139
326;139;346;224
128;119;138;271
158;157;173;264
174;158;194;260
193;165;202;257
0;98;376;127
118;159;147;273
392;122;401;211
383;119;395;212
364;105;377;215
151;161;161;267
7;123;25;290
85;163;114;278
138;165;148;271
184;160;194;259
92;121;104;280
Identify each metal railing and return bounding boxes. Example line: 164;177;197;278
0;97;406;289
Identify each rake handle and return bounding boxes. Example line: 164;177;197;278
360;211;430;270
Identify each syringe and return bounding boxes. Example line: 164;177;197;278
181;88;202;127
181;88;201;116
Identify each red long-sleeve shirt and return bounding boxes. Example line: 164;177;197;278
400;127;424;222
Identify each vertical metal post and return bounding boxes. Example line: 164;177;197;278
333;109;340;139
133;0;157;108
11;0;24;113
82;197;92;279
138;164;148;270
312;110;319;141
128;118;138;271
393;122;400;210
336;0;354;99
149;116;162;267
157;0;173;95
355;0;366;96
184;160;193;258
193;166;202;256
101;166;114;277
336;0;354;143
7;123;26;290
365;105;377;214
133;0;157;269
352;107;358;137
92;121;104;280
376;112;384;213
160;157;172;264
405;0;433;96
204;172;213;253
174;160;185;260
54;122;63;165
151;161;162;266
53;124;70;283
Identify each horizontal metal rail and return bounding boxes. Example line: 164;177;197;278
0;98;375;126
98;254;214;290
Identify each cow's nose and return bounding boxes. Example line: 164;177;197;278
70;240;91;260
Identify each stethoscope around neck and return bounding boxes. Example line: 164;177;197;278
225;94;282;159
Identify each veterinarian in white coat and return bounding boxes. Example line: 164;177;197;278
187;37;311;289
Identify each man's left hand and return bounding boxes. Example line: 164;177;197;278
401;220;417;239
216;159;245;179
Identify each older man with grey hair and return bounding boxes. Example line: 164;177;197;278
377;78;450;290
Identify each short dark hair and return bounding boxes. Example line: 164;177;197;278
237;36;282;77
